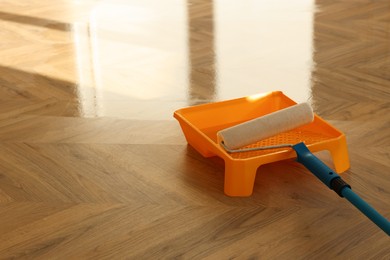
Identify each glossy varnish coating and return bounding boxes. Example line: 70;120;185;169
0;0;389;258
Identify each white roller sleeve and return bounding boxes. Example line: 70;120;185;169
218;103;314;149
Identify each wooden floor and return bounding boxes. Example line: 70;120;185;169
0;0;389;258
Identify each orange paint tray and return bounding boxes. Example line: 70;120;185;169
174;91;349;196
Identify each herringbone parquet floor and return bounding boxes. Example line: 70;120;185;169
0;0;389;258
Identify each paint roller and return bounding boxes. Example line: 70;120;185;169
218;103;314;151
218;103;390;236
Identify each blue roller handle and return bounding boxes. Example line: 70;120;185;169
293;142;390;236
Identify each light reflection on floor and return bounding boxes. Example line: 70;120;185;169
72;0;314;119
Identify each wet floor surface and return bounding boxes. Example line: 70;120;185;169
0;0;319;120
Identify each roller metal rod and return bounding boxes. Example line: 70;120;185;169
220;142;293;153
